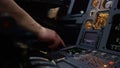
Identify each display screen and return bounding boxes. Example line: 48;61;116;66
106;14;120;52
81;32;98;46
93;12;109;30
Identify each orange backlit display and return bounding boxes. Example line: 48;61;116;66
93;12;109;29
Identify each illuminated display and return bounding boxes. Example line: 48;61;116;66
90;9;96;16
93;12;109;30
64;47;86;54
105;1;113;9
106;14;120;52
92;0;99;7
47;7;60;19
84;20;93;30
102;0;113;9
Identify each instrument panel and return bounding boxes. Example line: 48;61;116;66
48;0;120;68
0;0;120;68
106;14;120;52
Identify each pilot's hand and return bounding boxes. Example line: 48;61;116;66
37;27;65;50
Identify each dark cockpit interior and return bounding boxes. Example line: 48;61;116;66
0;0;120;68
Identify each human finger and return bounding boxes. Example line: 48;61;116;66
58;35;66;47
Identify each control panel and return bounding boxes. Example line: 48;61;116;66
52;47;120;68
0;0;120;68
47;0;120;68
106;14;120;52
